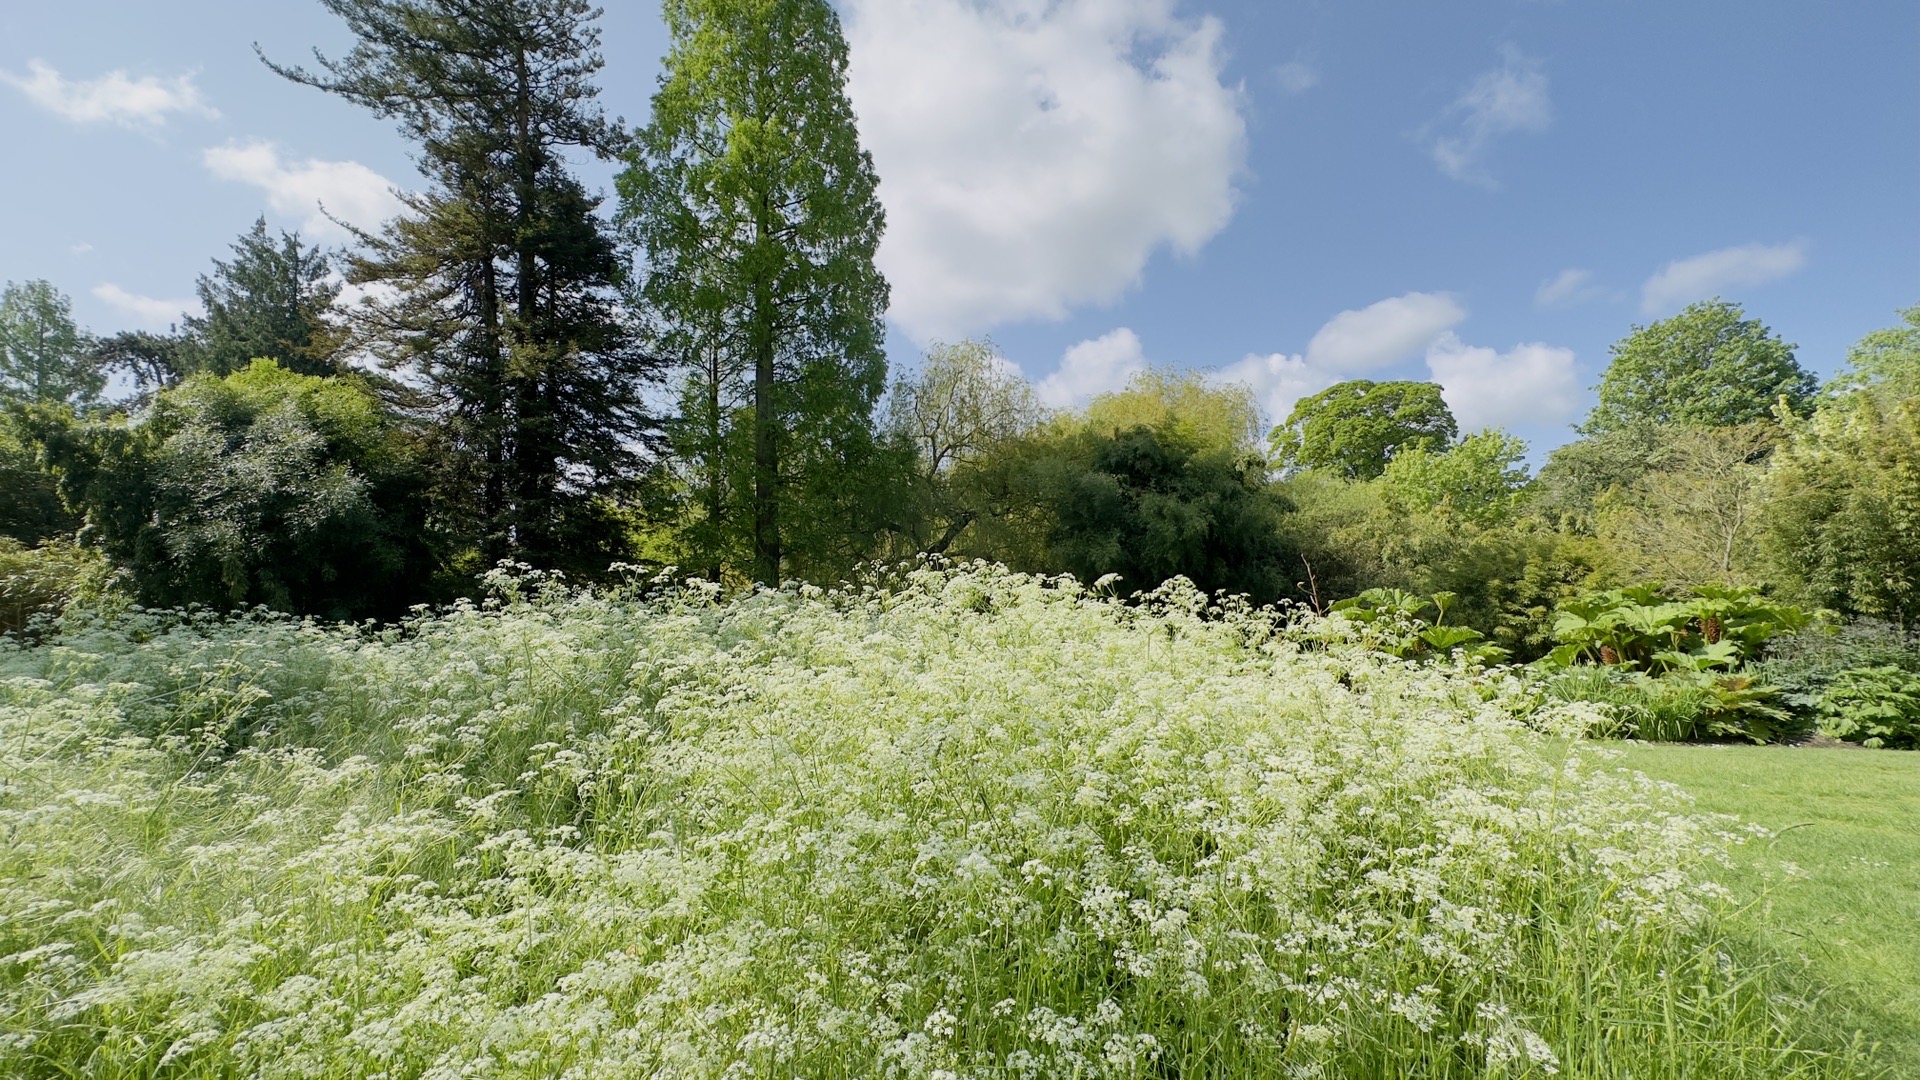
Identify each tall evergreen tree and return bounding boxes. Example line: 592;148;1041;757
183;217;343;377
0;280;103;407
619;0;891;584
265;0;661;573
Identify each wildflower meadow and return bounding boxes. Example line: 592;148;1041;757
0;564;1879;1077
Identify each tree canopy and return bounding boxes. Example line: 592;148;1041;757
1270;379;1457;480
1583;299;1815;435
0;280;103;408
620;0;890;585
268;0;662;574
183;216;343;377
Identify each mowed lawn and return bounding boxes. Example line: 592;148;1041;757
1620;744;1919;1074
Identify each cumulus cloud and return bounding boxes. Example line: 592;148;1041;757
1212;350;1337;429
1305;291;1467;371
1535;267;1604;308
0;59;217;128
1035;328;1148;408
203;140;406;239
1273;61;1319;94
843;0;1247;340
1427;49;1552;188
1640;241;1807;315
92;284;197;331
1425;331;1581;431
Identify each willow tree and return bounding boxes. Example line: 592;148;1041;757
266;0;661;574
620;0;890;584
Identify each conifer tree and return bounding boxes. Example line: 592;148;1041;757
266;0;661;573
184;217;342;377
620;0;891;584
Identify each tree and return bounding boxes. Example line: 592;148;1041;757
1269;379;1456;480
1765;311;1920;632
24;361;434;618
1583;299;1814;435
267;0;662;575
1086;369;1262;456
0;280;103;408
1828;301;1920;401
1381;429;1532;527
183;216;343;377
883;339;1043;556
620;0;890;585
1014;422;1295;602
1597;422;1779;589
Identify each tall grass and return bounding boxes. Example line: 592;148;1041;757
0;564;1880;1077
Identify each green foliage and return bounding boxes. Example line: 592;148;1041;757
0;417;76;543
1086;368;1263;455
621;0;890;584
1765;318;1920;630
1827;301;1920;401
1543;584;1812;674
1595;422;1779;589
271;0;660;576
1380;428;1531;526
1326;586;1508;664
1809;665;1920;749
0;565;1876;1077
0;537;115;634
1270;378;1457;479
25;361;434;618
0;279;103;408
1546;666;1796;744
1584;299;1814;435
182;216;342;377
1012;422;1296;603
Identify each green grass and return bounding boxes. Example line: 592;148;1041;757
1620;743;1920;1073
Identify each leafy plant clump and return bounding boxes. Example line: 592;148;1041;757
0;565;1877;1077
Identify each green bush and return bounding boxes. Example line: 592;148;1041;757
0;537;115;633
1810;665;1920;749
1544;665;1800;744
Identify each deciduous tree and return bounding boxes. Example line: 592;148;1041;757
0;280;102;408
1269;379;1456;480
620;0;890;584
1583;299;1814;435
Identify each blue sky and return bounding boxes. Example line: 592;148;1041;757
2;1;1914;455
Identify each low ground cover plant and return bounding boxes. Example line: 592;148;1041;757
0;565;1881;1077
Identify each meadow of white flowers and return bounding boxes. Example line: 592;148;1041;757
0;563;1867;1077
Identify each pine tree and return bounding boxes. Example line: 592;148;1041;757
183;217;342;377
265;0;662;573
619;0;891;584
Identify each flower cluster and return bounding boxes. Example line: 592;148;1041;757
0;564;1854;1076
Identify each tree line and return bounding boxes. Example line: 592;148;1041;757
0;0;1915;654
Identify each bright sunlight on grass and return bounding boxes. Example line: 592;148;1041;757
1620;743;1919;1074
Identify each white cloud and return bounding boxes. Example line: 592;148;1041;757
1213;350;1337;428
1535;267;1602;308
1639;241;1807;315
1425;331;1580;431
1273;61;1319;94
1035;328;1148;408
1427;49;1552;188
843;0;1247;340
1;59;216;128
202;140;406;239
92;284;197;331
1305;291;1467;370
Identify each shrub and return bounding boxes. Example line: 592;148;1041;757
1810;665;1920;749
0;537;115;633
